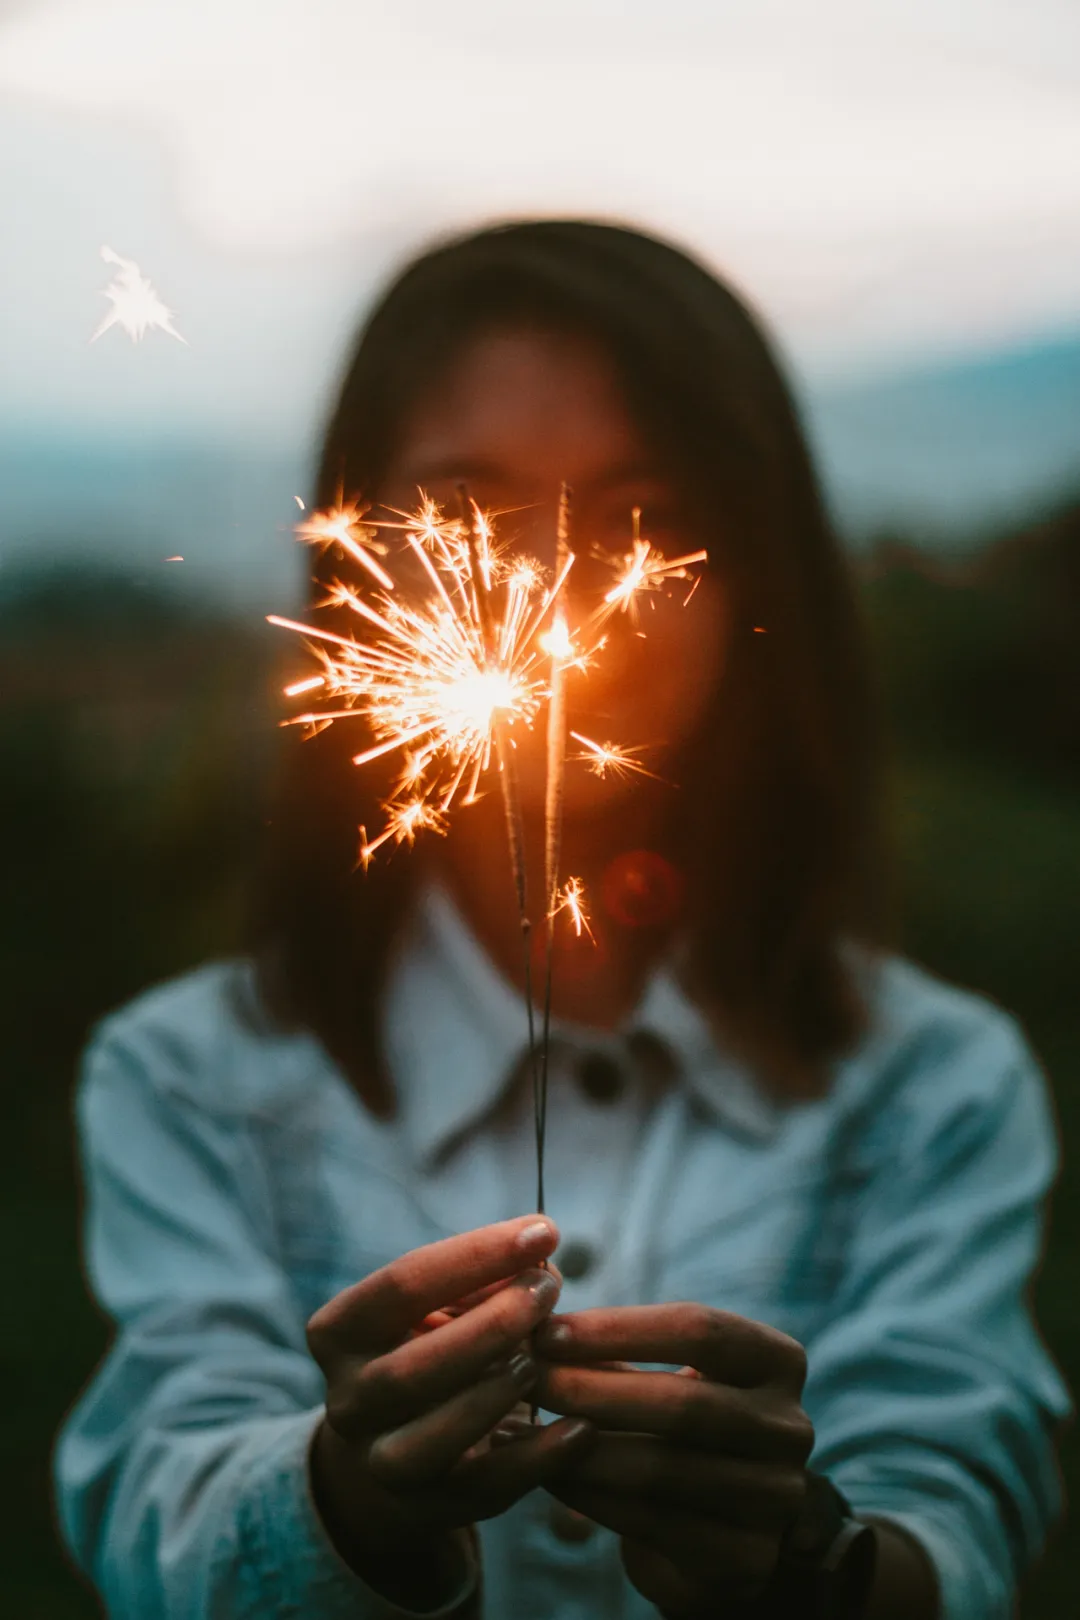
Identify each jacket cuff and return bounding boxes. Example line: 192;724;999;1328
237;1408;480;1617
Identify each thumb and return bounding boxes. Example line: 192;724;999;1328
459;1418;596;1518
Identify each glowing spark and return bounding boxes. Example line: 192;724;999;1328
359;799;448;866
295;496;306;510
164;555;183;562
373;494;512;595
284;674;326;697
539;619;574;660
569;730;662;782
550;876;595;941
91;246;186;344
269;491;692;870
296;500;394;591
269;492;566;860
593;506;706;626
505;557;547;596
397;493;458;551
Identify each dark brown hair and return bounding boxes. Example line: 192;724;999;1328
253;220;885;1110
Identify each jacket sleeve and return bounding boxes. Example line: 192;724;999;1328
804;1011;1071;1620
54;1023;478;1620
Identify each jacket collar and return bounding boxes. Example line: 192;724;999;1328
383;885;781;1168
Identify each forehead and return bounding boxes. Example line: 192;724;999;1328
383;326;655;497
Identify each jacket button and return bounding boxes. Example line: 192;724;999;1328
577;1051;623;1103
549;1502;596;1542
557;1239;596;1281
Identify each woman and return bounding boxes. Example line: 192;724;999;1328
56;222;1068;1620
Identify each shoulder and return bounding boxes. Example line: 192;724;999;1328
861;952;1032;1072
836;951;1051;1152
84;960;332;1120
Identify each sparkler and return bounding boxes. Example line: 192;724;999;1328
453;483;543;1149
91;246;186;345
269;488;705;1288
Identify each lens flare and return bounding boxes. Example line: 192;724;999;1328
91;246;186;345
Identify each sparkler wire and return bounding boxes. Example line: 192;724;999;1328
454;485;542;1197
538;483;572;1217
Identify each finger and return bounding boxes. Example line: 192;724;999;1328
489;1402;535;1445
554;1433;805;1530
308;1215;558;1355
366;1351;542;1488
439;1260;564;1318
335;1269;561;1433
416;1310;456;1333
549;1483;779;1597
621;1539;703;1616
435;1278;514;1318
537;1366;814;1464
450;1417;597;1520
538;1304;807;1390
490;1415;534;1447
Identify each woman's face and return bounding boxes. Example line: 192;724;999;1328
377;325;725;814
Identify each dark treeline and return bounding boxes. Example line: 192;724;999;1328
1;500;1077;1615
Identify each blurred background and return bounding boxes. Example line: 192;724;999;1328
1;2;1078;1612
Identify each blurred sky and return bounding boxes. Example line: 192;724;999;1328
1;0;1079;601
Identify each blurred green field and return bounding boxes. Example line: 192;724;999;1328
1;517;1076;1614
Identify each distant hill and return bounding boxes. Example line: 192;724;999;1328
808;330;1080;546
1;330;1077;603
861;494;1080;781
0;433;308;610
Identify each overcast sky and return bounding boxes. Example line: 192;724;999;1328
2;0;1080;438
0;0;1078;599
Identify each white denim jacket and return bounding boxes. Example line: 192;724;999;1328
56;887;1070;1620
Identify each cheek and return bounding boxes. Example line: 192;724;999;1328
554;584;725;813
579;583;725;743
512;583;725;814
632;595;724;738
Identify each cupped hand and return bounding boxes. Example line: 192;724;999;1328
306;1215;595;1599
533;1303;813;1616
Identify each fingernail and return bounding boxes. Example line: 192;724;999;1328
558;1418;594;1446
516;1219;555;1251
519;1269;560;1306
508;1350;537;1388
538;1318;572;1347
